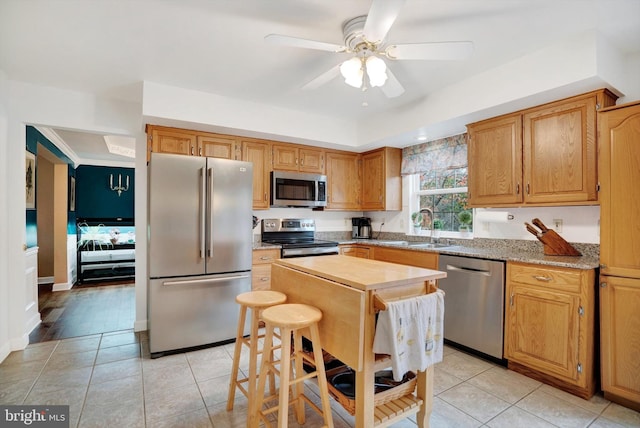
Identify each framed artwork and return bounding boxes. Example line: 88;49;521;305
69;176;76;212
25;150;36;209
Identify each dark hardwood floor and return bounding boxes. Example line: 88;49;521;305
29;280;135;343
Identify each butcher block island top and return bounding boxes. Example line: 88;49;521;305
274;254;446;291
271;255;447;428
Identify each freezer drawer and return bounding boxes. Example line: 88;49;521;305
148;273;251;356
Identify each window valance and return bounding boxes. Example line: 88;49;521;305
401;133;468;175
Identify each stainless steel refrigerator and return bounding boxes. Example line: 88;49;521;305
148;152;253;357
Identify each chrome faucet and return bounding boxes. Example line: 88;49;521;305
419;208;438;243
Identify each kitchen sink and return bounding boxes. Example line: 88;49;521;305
407;242;451;249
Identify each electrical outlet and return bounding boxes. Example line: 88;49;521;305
553;219;563;233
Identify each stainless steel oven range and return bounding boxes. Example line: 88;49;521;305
261;218;339;258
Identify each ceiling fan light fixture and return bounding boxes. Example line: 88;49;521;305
365;55;387;87
340;57;364;88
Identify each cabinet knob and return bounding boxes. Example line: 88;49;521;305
600;282;607;288
600;264;607;270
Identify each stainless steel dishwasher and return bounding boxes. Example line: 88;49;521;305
437;254;505;359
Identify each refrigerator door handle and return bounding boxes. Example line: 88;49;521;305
207;167;214;257
199;167;206;259
163;274;250;287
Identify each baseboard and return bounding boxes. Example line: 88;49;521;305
134;319;147;332
38;276;54;285
52;281;73;292
25;313;41;336
0;341;10;364
10;334;29;352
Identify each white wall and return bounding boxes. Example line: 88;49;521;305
1;80;143;358
0;71;11;362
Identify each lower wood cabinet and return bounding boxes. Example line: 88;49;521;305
339;245;370;259
371;247;438;270
251;248;280;290
600;275;640;410
504;261;596;399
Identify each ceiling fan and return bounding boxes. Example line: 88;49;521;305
265;0;473;98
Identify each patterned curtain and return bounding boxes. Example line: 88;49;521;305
401;133;468;175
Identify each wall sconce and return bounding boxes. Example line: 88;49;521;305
109;173;129;196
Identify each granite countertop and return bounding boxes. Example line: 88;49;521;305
338;239;600;270
253;236;600;270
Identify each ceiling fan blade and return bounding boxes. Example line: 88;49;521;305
387;41;474;60
363;0;407;44
301;64;341;90
264;34;345;52
380;68;404;98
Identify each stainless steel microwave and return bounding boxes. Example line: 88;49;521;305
270;171;327;208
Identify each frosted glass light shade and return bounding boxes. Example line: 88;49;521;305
366;56;387;87
340;57;363;88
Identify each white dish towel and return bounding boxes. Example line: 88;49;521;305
372;289;445;381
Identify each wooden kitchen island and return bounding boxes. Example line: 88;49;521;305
271;255;447;428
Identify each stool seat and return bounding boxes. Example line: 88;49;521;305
236;290;287;308
261;303;322;328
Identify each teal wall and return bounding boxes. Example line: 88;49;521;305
25;126;76;248
75;165;135;220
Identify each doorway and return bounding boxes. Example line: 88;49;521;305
28;134;136;344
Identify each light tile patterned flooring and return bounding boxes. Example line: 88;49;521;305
1;330;639;428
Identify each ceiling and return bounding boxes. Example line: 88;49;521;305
2;0;639;164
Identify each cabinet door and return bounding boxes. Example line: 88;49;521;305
325;151;361;210
241;139;270;210
361;150;385;210
467;114;523;206
198;135;239;159
506;285;580;382
299;147;324;173
150;128;196;156
523;96;597;203
599;103;640;278
339;245;370;258
372;247;438;270
600;275;640;403
272;144;299;171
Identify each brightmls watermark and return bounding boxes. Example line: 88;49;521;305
0;406;69;428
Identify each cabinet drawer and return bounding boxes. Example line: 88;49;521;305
252;264;272;290
252;249;280;265
509;262;582;293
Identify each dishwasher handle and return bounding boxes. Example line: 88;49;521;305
446;264;492;276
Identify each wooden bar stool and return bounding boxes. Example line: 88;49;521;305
252;303;334;428
227;290;287;412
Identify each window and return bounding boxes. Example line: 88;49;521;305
410;166;471;234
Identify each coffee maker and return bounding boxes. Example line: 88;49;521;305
352;217;372;239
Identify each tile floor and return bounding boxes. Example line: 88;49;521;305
1;329;639;428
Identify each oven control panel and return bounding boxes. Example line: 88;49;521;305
262;218;315;232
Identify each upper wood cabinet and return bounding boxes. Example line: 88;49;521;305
198;134;240;159
148;126;197;157
361;147;402;211
504;262;596;399
598;101;640;279
272;143;324;174
146;125;240;160
467;114;523;205
240;138;271;210
467;89;617;207
325;150;361;210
